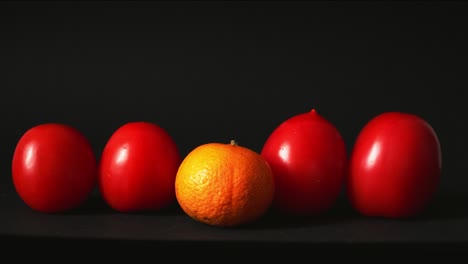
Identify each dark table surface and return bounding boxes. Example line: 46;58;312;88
1;182;467;258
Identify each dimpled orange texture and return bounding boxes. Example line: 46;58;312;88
175;140;275;227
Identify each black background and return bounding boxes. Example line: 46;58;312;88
0;1;467;255
1;1;466;194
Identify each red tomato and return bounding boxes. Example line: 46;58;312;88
261;109;347;215
12;123;97;213
98;121;181;213
347;112;442;218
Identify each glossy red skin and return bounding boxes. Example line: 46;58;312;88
12;123;97;213
261;109;347;215
348;112;442;218
98;122;181;213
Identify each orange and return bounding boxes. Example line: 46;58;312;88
175;140;275;227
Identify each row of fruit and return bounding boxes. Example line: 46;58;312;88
10;109;442;227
